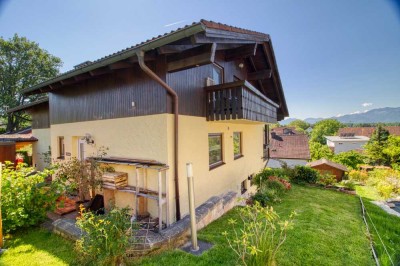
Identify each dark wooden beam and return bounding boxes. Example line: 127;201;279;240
193;33;258;44
247;69;272;81
225;44;258;61
108;61;133;70
74;72;92;81
89;67;112;76
248;57;268;96
166;43;216;72
157;45;201;54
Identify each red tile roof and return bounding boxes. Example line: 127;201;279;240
307;159;348;172
338;126;400;138
269;130;310;160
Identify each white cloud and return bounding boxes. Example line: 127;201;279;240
335;113;343;117
362;102;373;107
164;20;186;27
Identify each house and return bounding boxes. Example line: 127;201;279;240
307;159;348;181
325;134;370;154
10;20;288;228
267;127;310;168
0;127;38;164
338;126;400;138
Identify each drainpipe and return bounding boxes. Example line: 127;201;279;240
136;50;181;221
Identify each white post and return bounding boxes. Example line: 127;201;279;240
186;163;199;251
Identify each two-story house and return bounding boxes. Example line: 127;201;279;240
11;20;288;227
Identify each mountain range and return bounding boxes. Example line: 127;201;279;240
280;107;400;125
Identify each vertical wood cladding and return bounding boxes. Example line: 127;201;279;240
30;103;50;129
50;62;168;125
167;51;248;117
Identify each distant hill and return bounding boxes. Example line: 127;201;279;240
280;107;400;125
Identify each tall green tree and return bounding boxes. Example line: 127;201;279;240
364;125;390;165
287;119;310;134
0;34;62;132
332;150;366;170
309;141;334;161
310;119;343;144
383;135;400;166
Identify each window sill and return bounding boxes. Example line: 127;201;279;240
234;154;244;160
209;161;225;171
57;156;65;160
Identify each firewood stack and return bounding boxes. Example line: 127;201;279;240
102;172;128;189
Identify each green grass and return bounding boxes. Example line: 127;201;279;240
132;185;374;266
0;185;385;266
0;227;77;266
356;185;400;265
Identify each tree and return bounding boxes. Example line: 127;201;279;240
364;125;390;165
383;135;400;166
309;141;334;161
332;150;366;170
0;34;62;132
287;119;310;134
310;119;343;144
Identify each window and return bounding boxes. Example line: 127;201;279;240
209;133;223;169
211;64;224;85
263;125;269;160
233;132;243;159
241;180;248;194
58;137;65;159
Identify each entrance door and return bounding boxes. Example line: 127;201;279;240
78;139;85;161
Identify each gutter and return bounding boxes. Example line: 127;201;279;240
136;50;181;221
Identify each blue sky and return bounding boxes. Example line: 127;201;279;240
1;0;399;119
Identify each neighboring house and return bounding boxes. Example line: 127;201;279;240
10;20;288;227
325;134;370;154
0;127;38;164
267;127;310;168
338;126;400;138
307;159;348;181
6;98;50;170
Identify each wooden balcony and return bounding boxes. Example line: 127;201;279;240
205;80;279;123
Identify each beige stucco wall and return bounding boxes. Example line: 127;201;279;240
172;115;265;220
49;114;266;224
32;128;51;170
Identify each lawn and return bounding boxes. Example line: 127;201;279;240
356;185;400;265
0;185;377;266
132;185;374;266
0;228;76;266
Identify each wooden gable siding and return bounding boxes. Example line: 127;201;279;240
166;51;248;117
49;60;168;125
31;103;50;129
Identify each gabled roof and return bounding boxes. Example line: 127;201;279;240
21;19;288;118
307;159;348;172
269;131;310;160
338;126;400;138
7;97;49;113
271;127;300;135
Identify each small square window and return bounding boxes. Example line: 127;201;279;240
233;132;242;159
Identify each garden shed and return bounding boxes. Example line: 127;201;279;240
307;159;348;181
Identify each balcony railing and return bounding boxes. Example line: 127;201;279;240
205;80;278;123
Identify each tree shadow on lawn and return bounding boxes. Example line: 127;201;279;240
3;226;77;265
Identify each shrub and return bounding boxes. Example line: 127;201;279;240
268;176;292;190
317;172;337;186
252;192;269;207
339;180;356;191
291;166;320;184
76;205;134;266
252;168;287;188
1;162;63;232
222;202;296;266
348;170;369;183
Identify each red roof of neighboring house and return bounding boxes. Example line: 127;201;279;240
338;126;400;138
307;159;348;172
0;128;37;142
269;129;310;160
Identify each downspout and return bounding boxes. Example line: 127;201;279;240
136;50;181;221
